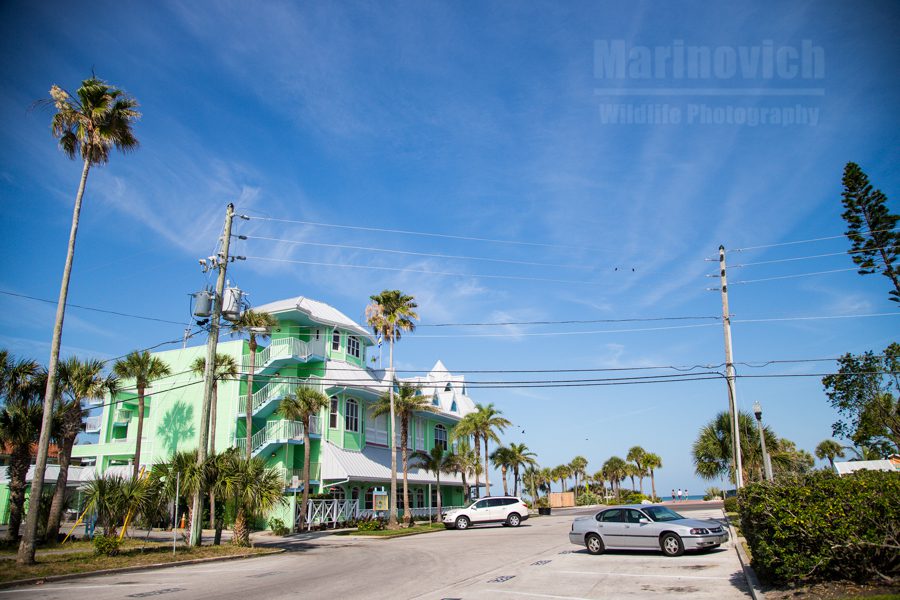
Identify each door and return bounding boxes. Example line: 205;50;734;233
623;509;657;548
596;508;628;548
469;499;492;523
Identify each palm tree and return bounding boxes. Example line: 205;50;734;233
554;464;573;493
446;438;479;501
692;411;778;483
230;309;278;459
451;412;482;496
21;77;140;565
490;446;515;496
113;351;171;478
538;466;554;499
626;446;648;494
277;386;329;531
190;353;237;529
219;454;285;547
0;361;44;542
46;357;118;541
815;439;846;471
591;470;606;498
474;404;511;496
507;443;537;496
602;457;628;500
570;456;588;498
643;452;662;501
370;382;436;525
81;473;154;538
150;450;205;537
366;290;418;529
410;446;453;522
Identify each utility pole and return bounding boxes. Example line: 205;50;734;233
718;245;744;490
190;203;235;547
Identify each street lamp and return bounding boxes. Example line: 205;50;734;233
752;401;774;482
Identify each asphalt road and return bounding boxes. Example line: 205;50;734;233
1;505;750;600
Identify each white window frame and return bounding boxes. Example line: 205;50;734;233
345;398;359;432
434;424;447;450
366;409;388;445
330;396;339;429
347;335;360;358
415;417;425;451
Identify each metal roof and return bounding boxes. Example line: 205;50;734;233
255;296;374;342
834;459;899;476
321;441;464;486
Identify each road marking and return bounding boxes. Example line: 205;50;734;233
0;584;162;595
531;560;552;566
126;588;185;598
488;575;516;583
494;591;596;600
560;570;734;581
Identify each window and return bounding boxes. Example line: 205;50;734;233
444;382;452;391
431;487;438;508
431;394;439;406
313;328;321;341
351;487;360;507
331;487;345;501
345;398;359;432
416;488;425;508
473;499;489;510
366;409;387;445
347;336;360;358
599;509;624;523
332;330;341;351
415;417;425;451
330;396;339;429
450;400;457;413
365;488;374;510
434;424;447;450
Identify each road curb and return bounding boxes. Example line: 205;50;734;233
725;518;765;600
0;547;284;590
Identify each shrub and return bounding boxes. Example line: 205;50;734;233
704;487;724;501
723;496;739;514
535;497;549;508
92;534;122;556
619;491;647;504
576;492;601;506
268;517;289;536
356;515;386;531
739;470;900;585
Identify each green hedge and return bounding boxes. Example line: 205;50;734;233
739;470;900;584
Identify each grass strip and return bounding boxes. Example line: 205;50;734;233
336;523;446;537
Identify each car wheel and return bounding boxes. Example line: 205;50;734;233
585;533;605;555
660;532;685;557
455;516;470;530
507;513;521;527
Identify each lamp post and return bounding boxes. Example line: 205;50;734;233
752;401;774;482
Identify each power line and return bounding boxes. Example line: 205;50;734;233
0;290;188;326
243;255;602;285
729;227;899;253
728;247;892;269
244;215;599;251
727;267;858;285
244;235;593;270
417;315;721;328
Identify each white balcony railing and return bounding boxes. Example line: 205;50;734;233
235;417;319;456
243;337;327;373
242;377;325;415
113;409;131;425
84;415;102;433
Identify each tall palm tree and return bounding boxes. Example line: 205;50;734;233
277;386;329;531
815;439;846;470
490;446;515;496
220;454;285;547
626;446;648;494
113;351;171;478
370;382;436;525
410;446;453;522
591;470;606;498
555;464;573;493
21;77;140;565
569;456;588;498
446;438;479;500
601;457;628;500
474;404;511;496
230;309;278;459
45;357;118;541
366;290;418;529
507;443;537;496
451;412;482;497
190;353;237;529
0;360;44;542
643;452;662;501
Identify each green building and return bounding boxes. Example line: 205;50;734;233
0;295;474;528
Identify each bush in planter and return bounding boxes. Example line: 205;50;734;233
739;470;900;585
535;497;549;508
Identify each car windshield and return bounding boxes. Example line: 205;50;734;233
642;506;684;522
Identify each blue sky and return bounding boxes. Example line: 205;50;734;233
2;0;899;496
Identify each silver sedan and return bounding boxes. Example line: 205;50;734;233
568;504;729;557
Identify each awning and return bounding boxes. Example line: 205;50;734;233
320;442;463;486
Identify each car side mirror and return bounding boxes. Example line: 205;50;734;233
639;518;651;524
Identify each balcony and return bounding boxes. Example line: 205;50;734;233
240;377;325;419
84;415;102;433
243;337;327;374
279;464;321;489
113;409;131;426
235;417;320;458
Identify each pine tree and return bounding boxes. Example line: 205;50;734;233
840;162;900;303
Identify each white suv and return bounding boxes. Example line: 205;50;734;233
443;496;529;530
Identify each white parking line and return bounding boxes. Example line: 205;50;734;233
0;583;163;595
560;570;733;580
494;591;595;600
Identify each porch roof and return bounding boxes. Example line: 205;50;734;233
321;441;463;486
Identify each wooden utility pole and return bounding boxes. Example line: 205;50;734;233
718;245;744;490
190;203;234;546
